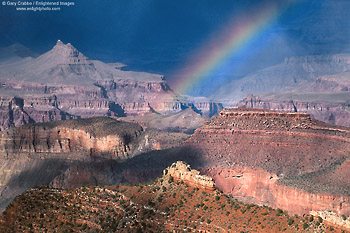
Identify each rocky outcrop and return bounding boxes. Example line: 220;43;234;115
164;161;215;190
185;107;350;216
237;94;350;127
310;210;350;231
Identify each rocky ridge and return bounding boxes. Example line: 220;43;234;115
164;161;215;190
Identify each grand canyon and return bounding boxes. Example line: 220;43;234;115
1;0;350;232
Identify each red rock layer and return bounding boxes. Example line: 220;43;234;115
186;107;350;216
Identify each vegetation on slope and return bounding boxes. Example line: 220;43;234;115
0;177;341;232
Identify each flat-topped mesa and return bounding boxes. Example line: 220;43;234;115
164;161;215;190
219;107;311;119
205;107;328;132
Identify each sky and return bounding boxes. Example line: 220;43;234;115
1;0;350;96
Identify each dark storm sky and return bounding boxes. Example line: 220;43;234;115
1;0;350;93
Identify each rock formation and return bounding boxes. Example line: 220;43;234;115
0;41;222;131
185;107;350;216
310;210;350;231
164;161;215;190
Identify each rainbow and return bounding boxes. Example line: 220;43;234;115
172;0;301;95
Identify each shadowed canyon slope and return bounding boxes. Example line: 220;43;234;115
184;108;350;216
0;41;222;131
0;117;189;212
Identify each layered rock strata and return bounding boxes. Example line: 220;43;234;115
185;107;350;216
0;117;188;212
238;94;350;127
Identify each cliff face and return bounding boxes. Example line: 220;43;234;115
0;95;74;131
238;94;350;127
185;107;350;216
204;167;350;216
0;126;141;160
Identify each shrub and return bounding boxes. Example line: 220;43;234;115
303;222;308;230
276;208;283;216
317;216;323;223
215;196;220;201
287;218;294;225
342;214;347;221
308;215;314;222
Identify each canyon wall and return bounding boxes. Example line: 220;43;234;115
185;108;350;216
